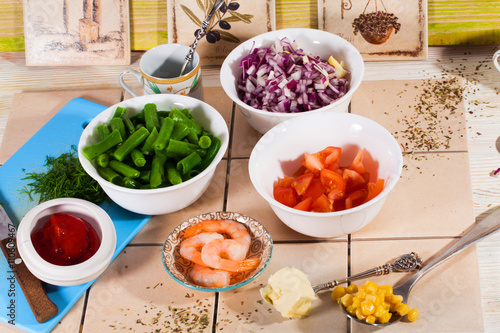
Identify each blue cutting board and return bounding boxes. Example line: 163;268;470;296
0;98;151;333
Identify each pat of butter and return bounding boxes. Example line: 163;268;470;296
260;267;317;318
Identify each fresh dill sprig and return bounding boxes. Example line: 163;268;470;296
20;145;106;205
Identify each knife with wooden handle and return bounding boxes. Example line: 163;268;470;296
0;205;58;323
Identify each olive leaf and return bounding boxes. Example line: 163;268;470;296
181;4;203;27
216;29;241;43
196;0;206;12
226;11;253;24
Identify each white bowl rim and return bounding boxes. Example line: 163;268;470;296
249;112;403;217
220;28;365;118
17;198;117;284
77;94;229;195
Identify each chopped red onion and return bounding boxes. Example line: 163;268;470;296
237;37;350;113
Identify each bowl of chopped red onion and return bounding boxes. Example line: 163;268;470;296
220;28;365;134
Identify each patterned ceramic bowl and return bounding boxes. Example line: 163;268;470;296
162;211;273;292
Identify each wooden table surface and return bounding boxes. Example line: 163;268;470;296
0;45;499;332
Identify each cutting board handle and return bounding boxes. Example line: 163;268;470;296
1;237;58;323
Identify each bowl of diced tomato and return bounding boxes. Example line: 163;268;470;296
249;112;403;238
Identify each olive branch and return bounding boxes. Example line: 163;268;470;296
181;0;253;44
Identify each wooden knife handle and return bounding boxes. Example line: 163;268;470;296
1;237;58;323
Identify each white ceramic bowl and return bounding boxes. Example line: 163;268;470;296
17;198;116;286
78;94;229;215
220;28;365;134
249;112;403;238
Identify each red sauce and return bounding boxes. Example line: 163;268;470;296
31;213;101;266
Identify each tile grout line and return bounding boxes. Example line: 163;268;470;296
78;289;91;333
212;101;236;333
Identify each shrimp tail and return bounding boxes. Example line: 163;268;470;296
183;224;203;238
237;258;260;272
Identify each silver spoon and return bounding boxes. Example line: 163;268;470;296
340;207;500;327
179;0;225;76
312;252;422;294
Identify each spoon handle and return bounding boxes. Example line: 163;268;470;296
312;252;421;294
400;207;500;291
180;0;225;76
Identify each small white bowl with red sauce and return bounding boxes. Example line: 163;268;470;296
17;198;116;286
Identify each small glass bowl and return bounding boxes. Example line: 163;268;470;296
162;211;273;292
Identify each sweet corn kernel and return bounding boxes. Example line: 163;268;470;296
379;284;393;295
395;303;410;316
331;286;347;301
338;280;415;325
346;284;358;294
355;308;367;321
379;311;392;324
407;308;419;322
360;300;375;316
341;293;354;307
374;305;386;318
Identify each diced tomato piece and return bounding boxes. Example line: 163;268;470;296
347;149;365;174
303;152;324;174
294;197;313;211
345;188;368;208
343;168;367;193
310;194;334;212
291;173;314;196
302;177;326;202
361;172;370;183
320;168;346;201
276;176;295;187
273;185;298;207
293;165;308;177
365;178;385;202
322;147;342;171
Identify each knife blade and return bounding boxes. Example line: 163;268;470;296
0;204;58;323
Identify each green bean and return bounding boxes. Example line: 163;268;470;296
169;108;203;136
196;136;221;171
120;114;136;135
153;117;174;151
82;129;123;161
109;160;141;178
113;106;127;118
165;162;182;185
141;126;159;155
130;110;144;123
97;166;122;185
157;110;170;118
176;152;202;175
166;139;207;158
198;135;212;149
110;117;127;140
112;126;150;162
123;177;142;189
144;103;160;132
130;149;146;167
150;154;166;188
96;124;110;141
139;170;151;183
170;121;190;141
96;153;109;168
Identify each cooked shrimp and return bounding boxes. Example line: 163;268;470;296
189;263;231;288
201;239;260;272
179;232;223;266
184;219;252;255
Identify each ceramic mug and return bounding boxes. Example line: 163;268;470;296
119;44;203;100
494;50;500;72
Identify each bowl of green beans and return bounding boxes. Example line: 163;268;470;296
78;94;229;215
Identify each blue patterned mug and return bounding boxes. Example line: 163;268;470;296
119;44;203;100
